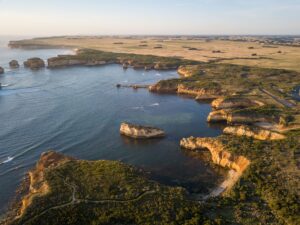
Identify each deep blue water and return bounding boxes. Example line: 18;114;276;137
0;37;223;214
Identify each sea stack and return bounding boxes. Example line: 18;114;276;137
120;122;165;139
24;58;45;70
0;67;4;74
9;60;20;69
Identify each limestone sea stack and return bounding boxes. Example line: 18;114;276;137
120;122;165;139
24;58;45;70
0;66;4;74
9;60;20;69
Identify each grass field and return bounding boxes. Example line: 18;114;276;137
10;36;300;72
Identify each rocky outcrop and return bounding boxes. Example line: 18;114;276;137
9;60;20;69
149;81;178;93
18;151;73;217
180;137;250;173
24;58;45;70
120;122;165;139
0;66;4;74
177;65;193;77
223;125;286;140
116;84;150;89
211;97;264;110
207;110;229;122
149;81;224;99
177;65;205;78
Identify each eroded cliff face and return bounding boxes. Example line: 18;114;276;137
18;151;73;217
211;97;264;110
180;137;250;173
223;125;286;140
177;84;223;99
207;109;229;122
207;109;270;124
120;122;165;139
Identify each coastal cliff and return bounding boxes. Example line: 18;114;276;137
180;137;250;196
149;81;224;100
120;122;165;139
180;137;250;173
18;151;73;217
223;125;286;140
211;97;264;110
207;109;273;124
177;84;223;99
6;151;204;225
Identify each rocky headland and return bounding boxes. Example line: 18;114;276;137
180;137;250;173
120;122;165;139
18;152;74;217
4;151;203;225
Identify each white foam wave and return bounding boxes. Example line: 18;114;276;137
149;103;159;107
132;106;144;110
0;157;14;165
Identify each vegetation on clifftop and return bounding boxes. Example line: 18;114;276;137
186;131;300;225
5;155;206;225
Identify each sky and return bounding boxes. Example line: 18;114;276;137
0;0;300;36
